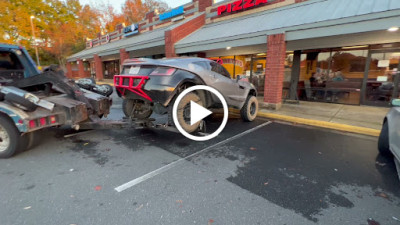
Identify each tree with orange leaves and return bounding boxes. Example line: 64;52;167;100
122;0;169;24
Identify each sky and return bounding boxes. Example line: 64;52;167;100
79;0;224;12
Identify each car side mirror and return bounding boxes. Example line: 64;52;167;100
391;99;400;107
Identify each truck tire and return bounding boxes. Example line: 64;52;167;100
169;92;203;134
5;93;37;112
240;95;258;122
378;121;391;156
123;99;153;119
0;115;24;158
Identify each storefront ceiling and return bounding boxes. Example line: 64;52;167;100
175;0;400;54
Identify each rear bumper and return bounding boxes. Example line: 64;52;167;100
114;75;176;106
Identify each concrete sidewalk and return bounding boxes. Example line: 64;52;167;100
258;97;389;136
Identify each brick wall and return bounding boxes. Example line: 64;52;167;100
66;62;72;78
77;59;85;78
94;54;104;81
264;33;286;109
165;13;206;58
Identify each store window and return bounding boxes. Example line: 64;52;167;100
293;49;368;105
364;51;400;105
103;60;120;79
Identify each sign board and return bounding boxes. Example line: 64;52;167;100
378;60;390;68
160;6;184;21
123;24;139;37
218;0;269;15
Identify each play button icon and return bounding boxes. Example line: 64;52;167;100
190;100;212;126
172;85;229;141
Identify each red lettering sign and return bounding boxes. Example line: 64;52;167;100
217;0;268;15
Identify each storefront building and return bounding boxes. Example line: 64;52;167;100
67;0;400;108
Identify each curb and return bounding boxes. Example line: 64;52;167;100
97;81;114;86
257;111;381;137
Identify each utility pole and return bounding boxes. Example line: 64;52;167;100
30;15;41;67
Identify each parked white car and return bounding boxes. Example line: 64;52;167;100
378;99;400;181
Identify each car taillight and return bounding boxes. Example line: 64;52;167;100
150;67;176;76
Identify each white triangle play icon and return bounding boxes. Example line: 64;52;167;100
190;100;213;126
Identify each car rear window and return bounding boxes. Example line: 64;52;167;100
122;65;155;75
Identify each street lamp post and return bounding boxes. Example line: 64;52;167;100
30;15;41;67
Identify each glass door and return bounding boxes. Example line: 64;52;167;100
362;50;400;107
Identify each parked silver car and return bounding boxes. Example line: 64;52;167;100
378;99;400;181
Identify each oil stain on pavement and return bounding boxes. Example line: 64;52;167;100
70;139;109;166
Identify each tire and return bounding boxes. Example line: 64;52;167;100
5;93;37;112
0;115;24;158
378;121;391;156
169;92;203;134
122;99;153;119
240;95;258;122
99;84;113;96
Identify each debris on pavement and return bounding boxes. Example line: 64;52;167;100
69;169;74;172
135;204;144;211
367;218;381;225
393;216;400;222
208;219;214;225
95;185;102;191
23;206;31;210
374;192;389;200
250;147;257;151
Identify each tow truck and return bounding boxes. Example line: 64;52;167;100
0;44;158;158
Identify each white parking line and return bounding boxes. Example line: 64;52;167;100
114;121;272;192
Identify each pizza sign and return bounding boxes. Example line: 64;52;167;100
218;0;268;15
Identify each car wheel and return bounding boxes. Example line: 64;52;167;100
100;84;113;96
240;95;258;122
5;93;37;112
122;99;153;119
0;115;25;158
169;92;203;134
378;121;391;156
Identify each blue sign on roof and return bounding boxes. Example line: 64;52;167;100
159;6;184;21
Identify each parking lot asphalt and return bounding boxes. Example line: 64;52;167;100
0;99;399;225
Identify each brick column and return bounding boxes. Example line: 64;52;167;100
77;58;85;78
66;62;72;78
120;49;129;66
146;11;155;31
193;0;213;12
165;13;206;58
94;54;104;81
263;33;286;110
